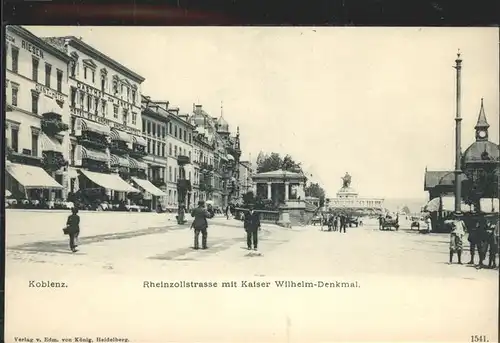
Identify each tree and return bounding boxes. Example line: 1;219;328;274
256;152;302;174
401;206;411;215
304;182;326;207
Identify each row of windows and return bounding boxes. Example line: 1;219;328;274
7;45;65;93
69;88;138;126
146;138;192;160
70;62;138;105
143;119;192;143
147;165;192;184
7;126;39;158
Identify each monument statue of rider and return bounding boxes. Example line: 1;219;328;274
342;172;352;188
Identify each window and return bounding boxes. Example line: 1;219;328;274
101;100;107;117
32;57;39;82
70;88;76;107
152;141;156;155
84;67;87;79
174;126;178;138
101;77;105;93
169;123;172;134
157;142;161;156
132;90;136;104
169;143;172;155
87;95;92;112
31;91;39;114
121;84;124;95
147;121;151;134
132;112;137;125
95;98;99;115
31;133;39;157
142;119;146;132
45;64;52;88
162;127;166;139
123;110;128;125
113;105;119;119
127;87;130;100
174;168;177;182
169;166;172;181
92;71;95;83
188;151;191;161
57;70;63;93
183;130;187;141
157;124;161;137
188;171;192;181
11;48;19;73
79;91;85;108
152;123;156;136
162;143;165;157
174;146;178;156
147;139;151;154
11;86;18;107
188;133;191;143
11;127;19;152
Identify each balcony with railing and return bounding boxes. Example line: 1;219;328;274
152;178;167;188
6;147;43;167
78;131;109;152
110;140;130;155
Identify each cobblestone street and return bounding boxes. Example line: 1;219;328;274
5;211;499;342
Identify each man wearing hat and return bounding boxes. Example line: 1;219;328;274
190;200;214;249
243;203;261;251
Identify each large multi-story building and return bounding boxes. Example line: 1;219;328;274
164;106;195;210
189;104;241;209
141;96;170;210
43;35;149;205
238;160;254;201
5;26;73;202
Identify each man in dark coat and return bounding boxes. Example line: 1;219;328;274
191;200;214;249
244;204;261;251
339;215;347;233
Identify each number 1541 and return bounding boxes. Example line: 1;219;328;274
471;335;488;342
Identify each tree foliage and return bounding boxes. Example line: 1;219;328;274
304;182;326;207
256;152;302;174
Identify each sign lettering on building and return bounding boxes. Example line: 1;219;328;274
76;81;103;98
106;95;134;111
70;107;140;135
35;84;65;102
21;40;45;59
6;35;15;44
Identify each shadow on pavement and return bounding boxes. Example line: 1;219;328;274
7;224;186;255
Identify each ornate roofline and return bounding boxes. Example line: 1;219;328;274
46;35;145;83
8;26;72;63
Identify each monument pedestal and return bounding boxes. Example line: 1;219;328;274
277;204;292;228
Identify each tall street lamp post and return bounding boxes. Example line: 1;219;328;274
453;50;463;215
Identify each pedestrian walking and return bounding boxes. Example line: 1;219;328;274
426;216;432;233
333;216;339;232
447;215;465;264
243;204;261;251
190;200;214;250
339;215;346;233
485;220;498;269
65;207;80;253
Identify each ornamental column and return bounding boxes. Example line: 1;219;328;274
453;50;463;214
267;182;272;200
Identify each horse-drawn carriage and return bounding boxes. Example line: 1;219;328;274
380;216;399;231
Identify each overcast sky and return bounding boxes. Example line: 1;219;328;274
26;26;499;200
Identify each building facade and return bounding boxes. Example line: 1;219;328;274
5;26;72;202
238;160;254;202
43;35;150;206
141;97;170;210
164;107;195;210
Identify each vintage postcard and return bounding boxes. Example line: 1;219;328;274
4;26;499;342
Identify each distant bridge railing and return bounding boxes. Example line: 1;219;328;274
234;207;280;224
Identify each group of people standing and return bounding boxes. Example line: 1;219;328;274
321;213;348;233
448;214;499;269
